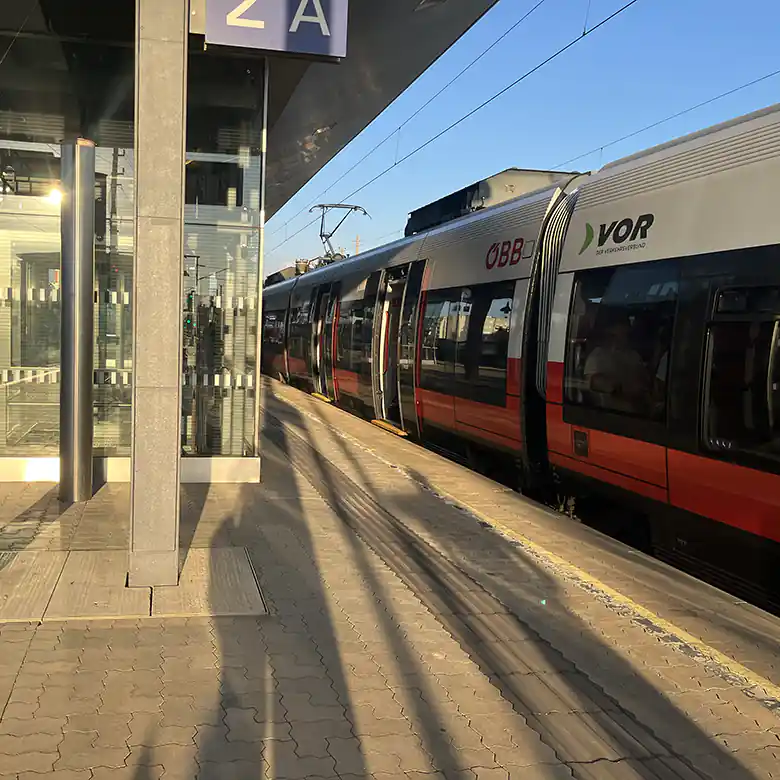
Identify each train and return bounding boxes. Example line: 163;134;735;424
262;103;780;609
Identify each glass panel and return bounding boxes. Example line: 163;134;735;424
0;141;62;454
420;293;457;394
455;281;513;406
93;145;134;456
706;320;780;461
181;149;262;456
565;260;679;421
1;3;136;460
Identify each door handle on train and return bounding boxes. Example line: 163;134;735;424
573;429;589;457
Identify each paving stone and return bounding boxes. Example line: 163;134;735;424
194;739;264;764
0;733;63;755
282;701;345;722
0;753;57;774
196;760;269;780
0;718;65;736
6;687;43;705
129;725;196;747
55;746;129;771
433;746;500;772
161;700;225;727
100;694;161;714
223;708;266;742
36;694;99;717
327;735;382;775
91;768;164;780
127;744;198;776
503;765;574;779
18;771;93;780
470;770;511;780
350;712;413;737
270;661;330;680
359;735;435;773
193;724;229;747
347;686;400;714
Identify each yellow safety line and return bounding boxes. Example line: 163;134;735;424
273;382;780;703
311;392;332;403
371;419;408;437
425;481;780;701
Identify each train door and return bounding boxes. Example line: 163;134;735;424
311;285;331;397
371;265;410;429
354;272;382;418
398;259;427;438
323;283;340;400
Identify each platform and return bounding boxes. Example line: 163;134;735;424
0;384;775;778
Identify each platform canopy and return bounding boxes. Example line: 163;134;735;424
0;0;499;217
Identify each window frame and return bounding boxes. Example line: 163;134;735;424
562;260;681;447
454;280;514;408
418;288;460;396
700;283;780;472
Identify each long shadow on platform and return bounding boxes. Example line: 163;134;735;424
183;402;371;779
265;384;760;780
0;485;72;573
263;403;468;775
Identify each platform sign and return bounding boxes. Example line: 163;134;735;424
206;0;348;58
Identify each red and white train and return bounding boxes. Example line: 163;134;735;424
262;104;780;609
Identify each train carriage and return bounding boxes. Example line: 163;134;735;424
261;104;780;608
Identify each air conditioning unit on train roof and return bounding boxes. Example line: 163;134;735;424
404;168;578;237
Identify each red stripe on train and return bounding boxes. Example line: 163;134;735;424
668;450;780;543
549;451;667;503
334;368;359;398
419;388;522;447
546;403;667;492
507;357;521;398
547;361;564;404
288;356;307;376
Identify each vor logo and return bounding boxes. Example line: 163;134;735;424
579;213;655;255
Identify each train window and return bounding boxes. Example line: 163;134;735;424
336;303;353;370
565;260;679;421
716;286;780;316
420;291;459;394
287;299;311;361
705;316;780;462
263;310;285;345
456;282;514;406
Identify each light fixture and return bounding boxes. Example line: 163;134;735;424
415;0;447;10
47;187;63;205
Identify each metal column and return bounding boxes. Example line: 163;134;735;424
253;57;270;458
59;139;95;504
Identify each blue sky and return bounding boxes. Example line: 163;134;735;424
264;0;780;272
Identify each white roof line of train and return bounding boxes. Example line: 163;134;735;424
264;177;571;297
263;101;780;299
600;101;780;171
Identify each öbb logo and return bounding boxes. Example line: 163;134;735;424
579;214;654;255
486;238;525;269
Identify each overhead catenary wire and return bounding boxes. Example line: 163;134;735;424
0;3;33;69
268;0;644;257
551;67;780;169
351;68;780;257
268;0;555;239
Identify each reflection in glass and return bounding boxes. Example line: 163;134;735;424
94;145;134;456
0;142;62;454
180;150;262;457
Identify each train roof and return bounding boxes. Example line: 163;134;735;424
600;102;780;173
262;178;575;300
263;102;780;304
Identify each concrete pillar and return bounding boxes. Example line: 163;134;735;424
129;0;189;586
